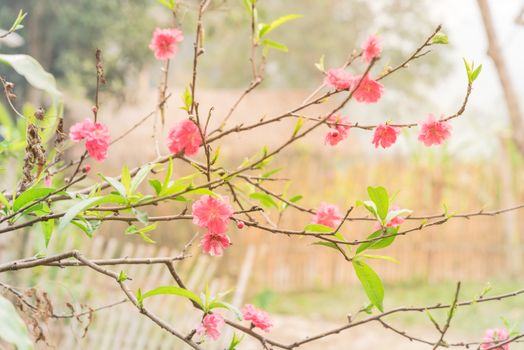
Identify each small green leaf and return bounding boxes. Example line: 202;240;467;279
361;254;399;264
289;195;303;203
261;168;283;179
470;64;482;82
292;117;304;137
148;179;162;195
259;14;302;38
353;259;384;312
157;0;176;10
249;192;278;209
125;223;157;244
208;301;243;320
182;87;192;112
140;286;204;308
118;270;128;282
227;333;244;350
41;219;54;247
312;241;339;251
304;223;333;233
367;186;389;222
162;158;174;192
261;39;288;52
99;174;127;198
431;32;448;45
121;165;131;194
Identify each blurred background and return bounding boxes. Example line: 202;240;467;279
0;0;523;349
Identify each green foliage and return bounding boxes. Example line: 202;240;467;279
463;58;482;83
431;32;448;45
227;333;244;350
138;286;204;309
0;295;33;350
249;192;278;209
352;259;384;312
366;186;389;222
304;223;333;233
356;227;398;254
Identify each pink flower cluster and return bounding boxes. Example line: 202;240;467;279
69;118;110;161
481;328;510;350
362;34;382;63
325;70;384;104
192;195;234;256
242;304;273;332
197;313;224;340
325;114;351;146
167;119;203;156
372;124;400;149
418;114;452;146
149;27;184;60
312;203;342;229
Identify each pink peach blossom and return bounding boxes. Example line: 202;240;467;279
362;35;382;63
242;304;273;332
197;313;224;340
149;27;184;60
418;114;452;146
481;328;510;350
167;119;203;156
200;231;231;256
192;195;234;234
324;68;354;91
372;124;399;149
324;115;351;146
312;203;342;229
44;175;52;187
353;74;384;103
69;118;110;162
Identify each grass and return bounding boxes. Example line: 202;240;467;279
249;279;524;334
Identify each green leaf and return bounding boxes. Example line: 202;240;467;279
304;223;333;233
249;192;278;209
7;10;28;34
227;333;244;350
130;165;153;195
99;174;127;198
0;295;33;350
161;173;197;196
356;227;398;254
140;286;203;308
289;195;303;203
312;241;339;251
208;301;242;320
121;166;132;194
149;179;162;195
261;39;288;52
182;87;192;111
12;187;55;212
0;54;62;106
356;199;378;218
259;14;302;38
367;186;389;222
361;254;399;264
470;64;482;82
162;158;174;192
292;117;304;137
41;219;54;247
118;270;128;282
58;194;124;232
352;259;384;312
125;223;157;244
431;32;448;45
261;168;283;179
132;208;149;225
157;0;176;10
71;219;101;238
